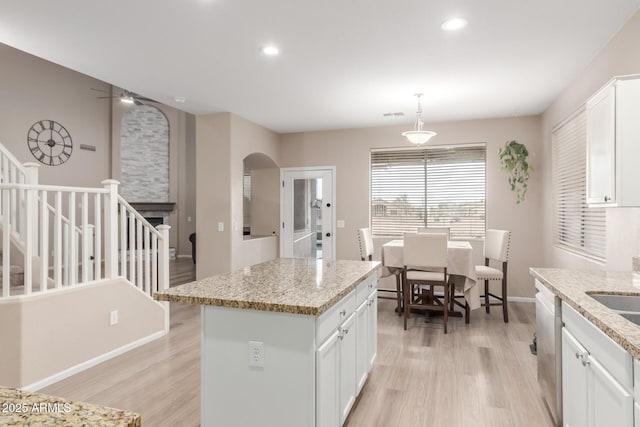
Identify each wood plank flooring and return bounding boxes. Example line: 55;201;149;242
41;261;552;427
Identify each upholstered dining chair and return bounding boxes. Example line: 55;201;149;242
417;227;451;240
358;228;402;315
475;229;511;323
402;232;450;333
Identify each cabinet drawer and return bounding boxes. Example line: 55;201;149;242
562;301;633;390
317;291;356;344
356;273;377;307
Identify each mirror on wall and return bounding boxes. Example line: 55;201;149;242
242;153;279;239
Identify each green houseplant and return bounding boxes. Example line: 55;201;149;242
498;140;533;204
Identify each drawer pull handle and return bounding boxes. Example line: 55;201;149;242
581;358;590;367
340;309;346;316
575;351;581;359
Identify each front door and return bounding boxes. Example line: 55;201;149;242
281;167;335;260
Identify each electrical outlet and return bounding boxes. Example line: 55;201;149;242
218;222;224;232
337;220;345;228
248;341;264;368
110;310;118;326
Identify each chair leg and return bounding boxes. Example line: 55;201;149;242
465;302;470;324
449;281;455;312
443;283;449;334
395;274;402;316
502;276;509;323
403;279;410;330
484;279;490;313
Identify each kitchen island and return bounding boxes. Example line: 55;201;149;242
154;258;381;427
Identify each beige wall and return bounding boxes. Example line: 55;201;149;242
280;116;543;298
230;115;280;270
250;167;280;236
541;10;640;271
195;113;280;276
196;113;232;278
0;43;111;187
0;279;166;389
0;44;196;257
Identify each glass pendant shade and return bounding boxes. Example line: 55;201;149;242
403;93;436;145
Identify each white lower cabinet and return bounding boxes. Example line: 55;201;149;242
589;354;633;427
316;276;378;427
562;328;588;427
317;330;340;427
561;302;634;427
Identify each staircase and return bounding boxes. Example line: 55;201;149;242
0;141;171;299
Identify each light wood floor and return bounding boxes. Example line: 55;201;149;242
41;261;553;427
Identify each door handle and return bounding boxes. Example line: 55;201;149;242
326;232;331;237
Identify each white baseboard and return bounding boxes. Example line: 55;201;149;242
508;296;535;303
24;329;167;392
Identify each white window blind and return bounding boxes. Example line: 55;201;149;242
552;108;606;261
371;145;486;239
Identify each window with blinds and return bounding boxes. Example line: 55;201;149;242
552;108;606;261
370;145;486;239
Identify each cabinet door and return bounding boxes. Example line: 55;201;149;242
355;300;369;393
338;313;357;426
367;290;377;370
317;330;340;427
562;328;588;427
589;355;633;427
586;83;616;205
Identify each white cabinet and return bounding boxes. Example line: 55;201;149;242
590;355;633;427
586;75;640;206
562;328;588;427
317;330;340;427
338;313;356;424
367;290;378;369
316;274;378;427
561;303;634;427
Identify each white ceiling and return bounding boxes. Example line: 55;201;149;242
1;1;639;133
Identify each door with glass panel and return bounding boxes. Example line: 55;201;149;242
280;167;335;260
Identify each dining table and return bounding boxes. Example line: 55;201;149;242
380;239;480;311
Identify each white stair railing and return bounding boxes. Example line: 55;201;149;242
0;179;170;298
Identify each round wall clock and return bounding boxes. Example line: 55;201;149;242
26;119;73;166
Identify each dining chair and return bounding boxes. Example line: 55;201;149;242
402;232;450;333
475;229;511;322
417;227;451;240
358;228;402;315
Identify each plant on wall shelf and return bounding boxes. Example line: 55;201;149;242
498;140;533;204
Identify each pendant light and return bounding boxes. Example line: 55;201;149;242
402;93;436;145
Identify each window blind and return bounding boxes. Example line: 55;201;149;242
371;145;486;239
552;109;606;261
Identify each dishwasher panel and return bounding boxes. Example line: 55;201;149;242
535;281;562;427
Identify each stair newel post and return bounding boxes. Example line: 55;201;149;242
23;162;40;294
102;179;120;280
157;224;171;292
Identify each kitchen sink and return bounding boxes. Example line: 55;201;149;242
619;312;640;326
589;293;640;313
589;293;640;325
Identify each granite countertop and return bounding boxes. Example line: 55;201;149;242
0;386;140;426
154;258;381;316
531;267;640;359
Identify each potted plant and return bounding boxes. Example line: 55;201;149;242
498;140;533;204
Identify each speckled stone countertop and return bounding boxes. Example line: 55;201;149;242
0;386;140;426
531;268;640;359
154;258;381;316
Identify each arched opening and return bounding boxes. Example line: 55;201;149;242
243;152;278;237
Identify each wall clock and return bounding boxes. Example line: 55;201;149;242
26;119;73;166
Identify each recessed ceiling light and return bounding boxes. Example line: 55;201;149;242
262;45;279;56
174;96;187;103
441;18;467;31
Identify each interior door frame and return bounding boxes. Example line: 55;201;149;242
280;166;336;260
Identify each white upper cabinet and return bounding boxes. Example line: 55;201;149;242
586;75;640;206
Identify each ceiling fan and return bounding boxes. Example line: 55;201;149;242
91;87;158;106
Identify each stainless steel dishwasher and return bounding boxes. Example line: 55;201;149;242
535;280;562;427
